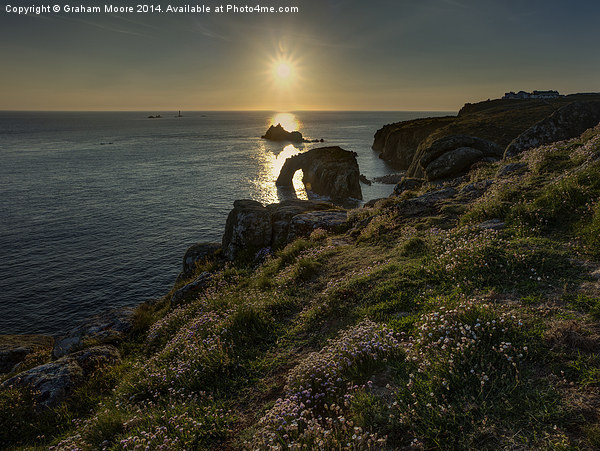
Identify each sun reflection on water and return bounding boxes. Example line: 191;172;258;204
269;112;301;133
254;141;308;204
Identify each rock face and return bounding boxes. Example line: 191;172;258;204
0;335;54;374
172;271;213;306
287;211;349;241
262;123;303;143
176;242;221;283
393;177;424;195
2;345;120;408
221;199;346;260
372;117;454;168
222;200;274;260
53;307;135;358
504;101;600;158
407;135;503;181
276;146;362;200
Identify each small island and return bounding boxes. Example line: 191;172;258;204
262;123;324;143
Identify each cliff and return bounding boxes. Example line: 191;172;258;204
3;118;600;450
374;94;600;181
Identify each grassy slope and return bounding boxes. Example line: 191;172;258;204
3;126;600;450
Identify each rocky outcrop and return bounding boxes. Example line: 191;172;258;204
393;187;458;219
221;199;345;260
504;101;600;158
53;307;135;358
276;146;362;200
407;135;503;181
373;173;405;185
262;124;303;143
0;335;54;374
172;271;213;306
393;177;424;195
176;242;221;283
287;211;349;241
222;200;274;260
267;199;334;246
372;117;454;168
2;345;120;408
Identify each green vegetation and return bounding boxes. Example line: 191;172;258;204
3;125;600;450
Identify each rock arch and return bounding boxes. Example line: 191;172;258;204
275;146;362;200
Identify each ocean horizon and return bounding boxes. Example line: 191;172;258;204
0;110;451;335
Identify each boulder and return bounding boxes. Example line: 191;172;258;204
496;162;528;178
2;345;120;408
222;200;273;260
171;271;212;306
393;177;424;195
394;187;457;219
261;123;303;143
373;173;405;185
276;146;362;200
0;335;54;374
176;242;221;283
359;174;372;185
267;200;334;246
459;179;493;196
53;307;135;358
287;211;349;241
407;135;503;181
504;101;600;158
220;199;343;260
477;219;506;231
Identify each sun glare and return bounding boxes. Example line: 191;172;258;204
270;112;300;132
276;62;292;79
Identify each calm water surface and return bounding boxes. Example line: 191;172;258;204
0;111;449;334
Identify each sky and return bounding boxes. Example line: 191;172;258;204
1;0;599;111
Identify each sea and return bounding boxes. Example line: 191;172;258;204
0;111;450;335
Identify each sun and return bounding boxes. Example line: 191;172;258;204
276;61;292;79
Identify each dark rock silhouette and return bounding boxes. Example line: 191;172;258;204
276;146;362;200
359;174;372;185
262;123;304;143
373;117;455;168
504;101;600;158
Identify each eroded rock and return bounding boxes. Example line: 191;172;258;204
221;199;344;260
267;200;334;246
287;211;349;241
276;146;362;200
222;200;273;260
176;242;221;283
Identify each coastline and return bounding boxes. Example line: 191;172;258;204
3;99;600;448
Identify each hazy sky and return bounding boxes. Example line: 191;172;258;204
1;0;599;110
